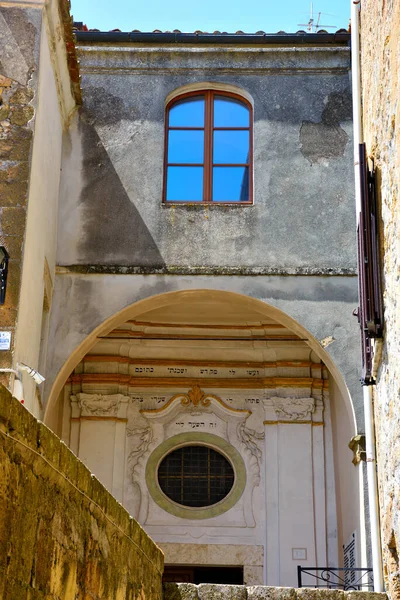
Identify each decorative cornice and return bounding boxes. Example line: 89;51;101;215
83;355;318;369
126;320;286;330
103;329;300;341
56;264;357;277
69;373;326;389
141;386;250;417
71;416;128;422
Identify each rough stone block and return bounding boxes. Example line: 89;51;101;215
164;583;199;600
10;104;34;125
0;140;12;159
59;440;79;483
0;234;23;257
198;584;247;600
37;421;61;467
0;160;29;183
9;87;34;104
8;395;38;448
296;589;344;600
0;350;13;370
344;593;387;600
248;587;297;600
1;208;26;235
76;457;93;495
0;75;12;87
0;307;17;328
0;103;10;120
0;384;13;425
90;473;109;512
0;180;28;204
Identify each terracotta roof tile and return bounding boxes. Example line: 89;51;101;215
73;22;350;36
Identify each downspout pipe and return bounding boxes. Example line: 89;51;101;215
351;0;384;591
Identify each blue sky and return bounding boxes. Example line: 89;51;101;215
70;0;350;34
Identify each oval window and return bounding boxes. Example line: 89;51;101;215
157;445;235;508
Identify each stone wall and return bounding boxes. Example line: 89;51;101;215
163;583;386;600
0;384;164;599
0;0;80;413
0;1;40;384
360;1;400;598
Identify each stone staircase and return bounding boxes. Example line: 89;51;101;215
164;584;387;600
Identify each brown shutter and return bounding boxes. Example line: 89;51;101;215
356;143;383;384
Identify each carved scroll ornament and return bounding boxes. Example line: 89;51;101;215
71;393;129;417
180;385;211;407
272;397;315;421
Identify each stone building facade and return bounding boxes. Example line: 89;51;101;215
360;1;400;598
46;29;365;587
0;0;383;591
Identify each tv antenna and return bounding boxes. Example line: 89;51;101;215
298;2;337;32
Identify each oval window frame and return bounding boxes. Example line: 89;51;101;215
146;432;246;519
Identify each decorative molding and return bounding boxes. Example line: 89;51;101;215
69;373;324;389
127;426;154;478
141;387;250;420
105;329;300;341
126;320;286;331
70;393;129;418
271;397;315;421
70;416;128;423
83;355;317;369
179;385;212;407
263;419;320;425
237;422;264;485
348;434;366;466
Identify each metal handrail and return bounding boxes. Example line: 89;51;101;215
297;566;374;590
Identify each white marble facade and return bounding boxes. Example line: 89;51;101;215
63;353;336;587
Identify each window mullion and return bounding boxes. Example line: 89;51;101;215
204;91;213;202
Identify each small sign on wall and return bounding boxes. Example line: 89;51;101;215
292;548;307;560
0;331;11;351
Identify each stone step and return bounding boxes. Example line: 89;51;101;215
164;584;387;600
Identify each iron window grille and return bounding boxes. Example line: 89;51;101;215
157;445;235;507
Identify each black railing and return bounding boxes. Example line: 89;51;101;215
297;567;374;590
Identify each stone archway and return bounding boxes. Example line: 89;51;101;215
45;289;362;587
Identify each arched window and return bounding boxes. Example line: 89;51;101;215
164;90;252;203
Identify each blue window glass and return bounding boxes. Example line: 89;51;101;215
167;166;203;201
214;96;250;128
168;130;204;164
169;96;205;127
212;167;249;202
213;131;249;164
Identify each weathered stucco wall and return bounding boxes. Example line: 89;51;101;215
45;274;363;428
13;0;78;416
360;2;400;598
57;43;355;272
0;384;163;599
